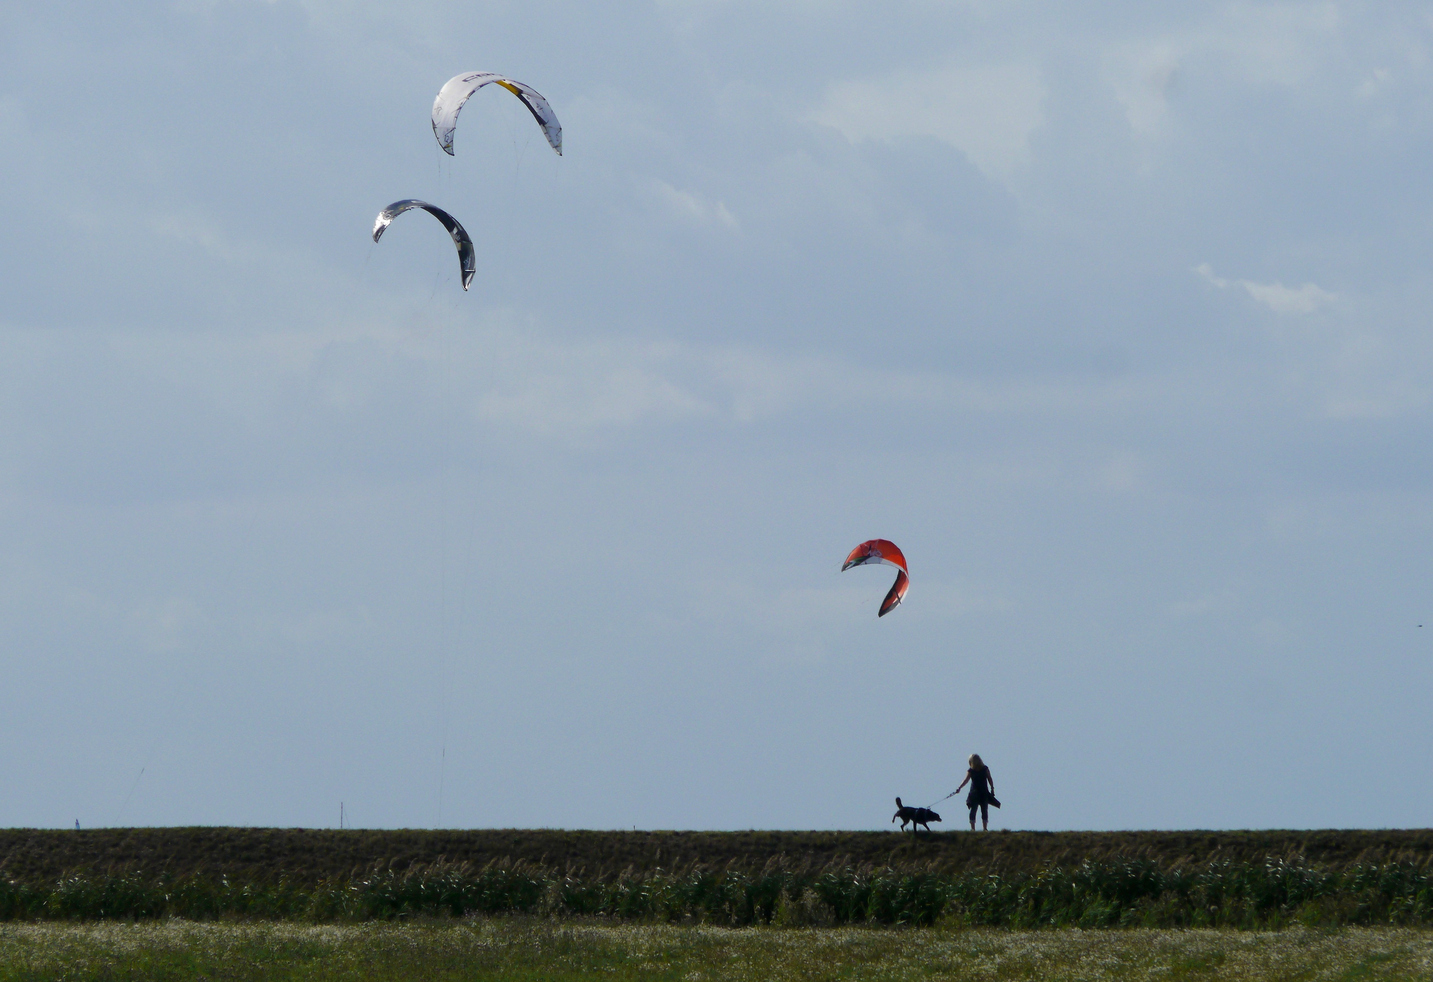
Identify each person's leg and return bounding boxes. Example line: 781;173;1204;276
980;803;989;830
968;806;977;830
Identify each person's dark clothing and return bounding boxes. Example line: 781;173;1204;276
965;765;994;808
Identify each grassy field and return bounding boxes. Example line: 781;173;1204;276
0;920;1430;981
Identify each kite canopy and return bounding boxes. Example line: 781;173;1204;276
432;72;562;156
371;199;476;291
842;539;909;617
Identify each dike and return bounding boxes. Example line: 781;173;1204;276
2;828;1432;884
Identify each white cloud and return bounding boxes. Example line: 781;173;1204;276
459;329;1161;438
148;210;232;259
1357;67;1394;98
811;60;1045;183
1190;267;1432;419
652;181;740;231
1105;2;1343;138
472;340;715;434
1106;42;1181;136
1195;263;1337;314
1241;279;1338;315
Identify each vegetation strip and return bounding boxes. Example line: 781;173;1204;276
3;857;1433;927
5;828;1433;883
2;921;1432;981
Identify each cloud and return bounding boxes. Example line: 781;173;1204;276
459;326;1163;439
652;181;740;231
1194;263;1337;314
8;0;1433;832
1104;2;1344;138
810;60;1045;183
1240;279;1339;315
471;337;715;434
1357;67;1394;99
1105;42;1181;136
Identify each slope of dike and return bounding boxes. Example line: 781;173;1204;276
3;828;1432;884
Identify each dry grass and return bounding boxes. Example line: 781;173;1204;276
0;920;1430;981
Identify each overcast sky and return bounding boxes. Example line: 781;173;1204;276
2;0;1431;832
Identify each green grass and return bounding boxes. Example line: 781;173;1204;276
1;921;1431;981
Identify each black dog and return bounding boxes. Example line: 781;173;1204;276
892;797;941;832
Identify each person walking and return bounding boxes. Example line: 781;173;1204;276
954;753;997;830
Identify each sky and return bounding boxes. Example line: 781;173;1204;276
1;0;1431;832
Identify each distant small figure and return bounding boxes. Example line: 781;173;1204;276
892;797;941;833
954;754;1000;831
74;820;80;831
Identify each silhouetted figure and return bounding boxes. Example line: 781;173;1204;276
892;797;941;832
954;753;999;830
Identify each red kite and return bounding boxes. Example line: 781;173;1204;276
842;539;909;617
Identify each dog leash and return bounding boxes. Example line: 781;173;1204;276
922;791;958;810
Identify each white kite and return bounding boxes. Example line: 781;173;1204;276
432;72;562;156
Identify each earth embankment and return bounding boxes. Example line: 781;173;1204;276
3;828;1432;884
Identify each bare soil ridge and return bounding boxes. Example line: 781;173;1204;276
2;828;1431;884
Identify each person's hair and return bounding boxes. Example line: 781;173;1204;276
969;753;983;769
